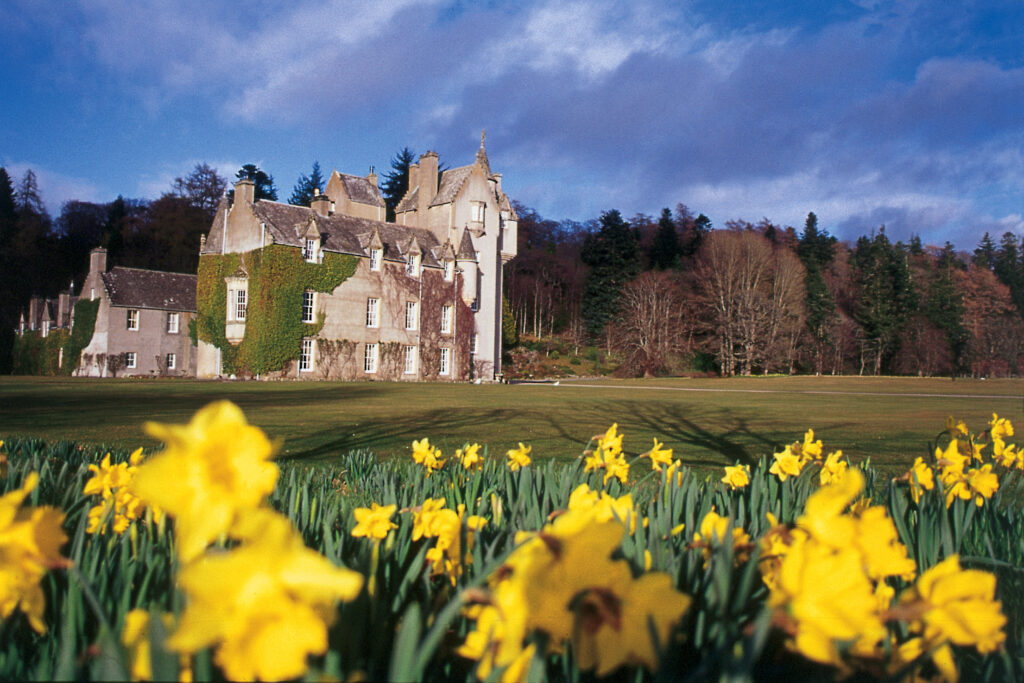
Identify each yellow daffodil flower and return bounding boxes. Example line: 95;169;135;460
131;401;279;562
506;443;532;471
990;413;1014;441
908;457;935;504
769;445;804;482
647;439;673;471
0;472;68;633
721;463;750;490
352;503;397;540
819;450;847;486
458;443;483;470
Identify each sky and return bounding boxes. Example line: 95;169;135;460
1;0;1022;249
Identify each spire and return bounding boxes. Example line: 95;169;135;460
476;129;491;175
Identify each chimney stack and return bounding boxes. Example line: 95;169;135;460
89;247;107;275
234;178;255;205
311;187;331;216
417;151;439;222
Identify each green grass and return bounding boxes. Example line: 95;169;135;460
1;375;1022;473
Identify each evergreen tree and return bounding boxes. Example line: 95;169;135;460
0;168;17;373
103;196;127;266
852;228;916;374
681;213;711;257
235;164;278;201
288;161;326;207
581;209;639;338
502;296;518;349
923;242;968;373
648;208;680;269
797;212;838;374
380;147;416;222
974;232;997;270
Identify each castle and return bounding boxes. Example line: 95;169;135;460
17;137;518;381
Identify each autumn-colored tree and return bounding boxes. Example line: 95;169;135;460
956;265;1024;377
614;271;687;376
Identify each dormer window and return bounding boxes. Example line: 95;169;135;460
471;201;485;223
302;238;317;262
369;248;382;271
443;260;454;281
406;253;421;277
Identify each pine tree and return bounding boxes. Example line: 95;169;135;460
288;161;326;207
648;208;679;269
797;212;838;373
236;164;278;201
973;232;996;270
852;229;916;374
581;210;639;338
380;147;416;222
923;242;967;373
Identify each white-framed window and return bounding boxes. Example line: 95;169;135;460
167;312;180;334
302;291;316;323
366;298;379;328
364;343;378;373
471;333;479;355
443;260;454;281
299;339;314;372
406;253;420;277
90;287;95;301
369;248;382;271
405;301;418;330
471;201;485;223
127;309;139;331
125;352;137;369
42;321;50;337
440;304;452;334
403;345;416;374
302;238;317;262
166;353;176;370
231;289;247;321
439;347;451;376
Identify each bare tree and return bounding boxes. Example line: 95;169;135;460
614;271;687;376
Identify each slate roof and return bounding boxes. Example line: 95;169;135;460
336;173;383;206
101;268;197;311
248;201;444;268
395;185;418;214
431;165;472;206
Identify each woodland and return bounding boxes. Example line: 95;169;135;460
3;152;1023;378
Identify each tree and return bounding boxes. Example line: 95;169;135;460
172;163;227;219
851;229;915;374
797;212;838;374
648;208;680;269
235;164;277;201
581;210;639;340
380;147;416;222
993;232;1024;316
289;161;326;207
614;271;686;376
973;233;996;271
0;168;18;372
692;229;805;376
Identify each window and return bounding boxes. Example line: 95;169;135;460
440;304;452;334
90;287;95;301
439;347;451;376
41;321;49;337
302;238;317;262
125;352;137;369
443;260;454;281
232;290;247;321
167;312;180;334
166;353;176;370
471;201;485;223
369;248;382;271
366;298;379;328
404;346;417;374
127;309;139;330
302;291;316;323
299;339;314;372
406;253;420;277
471;333;479;355
405;301;418;330
364;343;378;373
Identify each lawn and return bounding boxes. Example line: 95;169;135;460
0;375;1021;473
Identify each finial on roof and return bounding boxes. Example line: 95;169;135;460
480;129;486;149
314;187;320;197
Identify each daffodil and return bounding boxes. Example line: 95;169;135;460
0;473;68;633
692;510;751;566
168;509;363;681
965;464;998;506
819;450;847;486
989;413;1013;441
800;429;823;462
131;401;279;561
908;457;935;504
721;463;750;489
769;445;804;482
900;554;1005;654
646;439;673;471
458;443;483;470
352;503;398;540
506;443;532;471
122;609;187;681
411;438;446;475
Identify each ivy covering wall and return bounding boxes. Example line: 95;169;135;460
196;245;359;375
11;298;99;376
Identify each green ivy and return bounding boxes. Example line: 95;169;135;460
60;299;99;375
196;245;359;375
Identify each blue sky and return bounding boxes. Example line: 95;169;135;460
1;0;1021;248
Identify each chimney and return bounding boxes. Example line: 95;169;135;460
311;187;331;216
234;178;255;205
89;247;107;275
408;162;420;200
418;151;439;220
493;173;502;193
